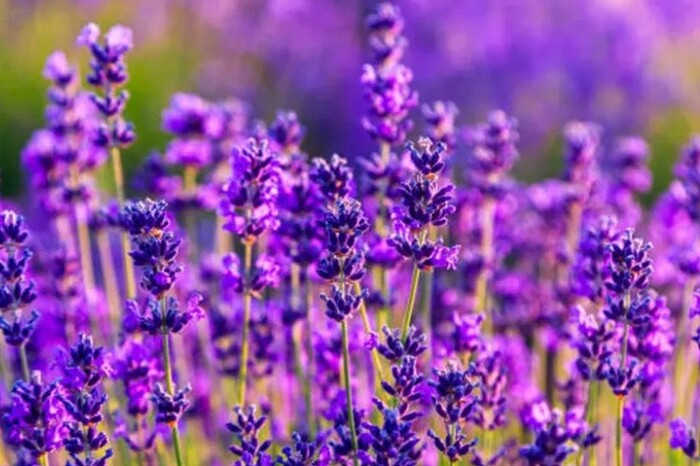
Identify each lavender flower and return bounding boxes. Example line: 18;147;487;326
422;101;459;149
77;23;135;148
57;334;113;466
389;138;459;271
670;419;697;459
121;198;182;298
2;372;65;463
0;210;40;381
519;408;576;465
269;110;305;156
361;3;417;147
310;154;354;201
464;110;519;197
226;405;272;466
220;138;281;241
428;362;478;463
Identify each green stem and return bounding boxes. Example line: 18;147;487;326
237;242;253;407
341;319;359;466
18;343;30;382
617;292;631;466
475;196;495;318
111;146;137;299
304;278;315;436
577;380;599;466
183;166;199;262
161;301;185;466
354;281;386;383
96;230;121;344
400;265;422;341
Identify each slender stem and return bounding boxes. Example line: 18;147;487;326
183;166;199;262
96;230;121;343
170;425;184;466
577;380;599;466
400;265;422;341
161;299;185;466
292;265;315;434
304;277;315;436
374;142;391;327
111;146;137;299
341;319;359;466
74;199;96;296
237;242;253;407
18;343;30;382
475;196;495;317
354;281;385;382
617;292;631;466
676;278;697;418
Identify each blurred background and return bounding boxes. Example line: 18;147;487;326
2;0;700;201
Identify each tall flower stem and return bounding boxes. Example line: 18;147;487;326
475;196;495;325
341;318;359;466
354;282;386;384
18;342;30;382
616;292;631;466
400;265;422;342
237;241;253;407
161;303;185;466
111;146;137;299
577;380;599;466
675;277;697;418
304;275;316;436
291;263;314;433
420;225;437;357
96;230;121;343
375;142;391;327
183;167;199;262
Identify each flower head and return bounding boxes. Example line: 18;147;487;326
220;138;281;241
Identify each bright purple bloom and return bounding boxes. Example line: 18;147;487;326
670;418;697;459
226;405;272;465
151;383;190;426
78;22;135;148
464;110;519;197
57;334;113;466
269;110;305;155
2;372;66;461
310;154;354;201
122;199;183;297
220;138;281;241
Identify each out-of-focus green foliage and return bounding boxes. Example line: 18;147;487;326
0;0;198;198
3;0;700;202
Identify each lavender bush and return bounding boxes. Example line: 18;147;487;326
3;3;700;466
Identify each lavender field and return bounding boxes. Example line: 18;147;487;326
3;1;700;465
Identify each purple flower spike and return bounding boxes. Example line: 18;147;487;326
78;22;135;149
151;383;191;426
226;405;272;465
670;419;697;459
422;100;459;149
0;210;39;348
122;199;182;297
269;110;305;155
57;334;113;466
310;154;354;201
2;372;66;460
220;138;281;242
465;110;519;197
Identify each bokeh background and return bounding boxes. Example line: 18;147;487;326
3;0;700;200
